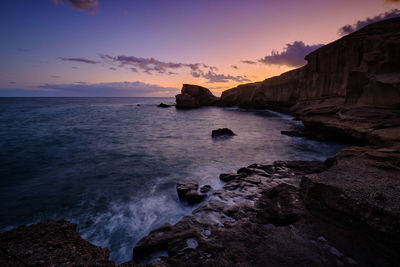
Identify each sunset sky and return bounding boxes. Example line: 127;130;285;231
0;0;399;97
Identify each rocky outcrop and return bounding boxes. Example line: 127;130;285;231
131;157;400;266
221;18;400;110
0;220;115;266
175;84;219;108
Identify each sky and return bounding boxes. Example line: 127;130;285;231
0;0;399;97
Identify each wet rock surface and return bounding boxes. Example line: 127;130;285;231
176;181;207;205
130;156;400;266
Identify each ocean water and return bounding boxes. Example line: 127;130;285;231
0;97;345;263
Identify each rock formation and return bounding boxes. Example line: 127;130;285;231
132;156;400;266
0;220;115;266
175;84;219;108
221;18;400;111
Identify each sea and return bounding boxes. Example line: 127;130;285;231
0;97;346;263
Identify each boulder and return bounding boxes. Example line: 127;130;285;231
211;128;235;137
176;181;198;199
176;84;219;108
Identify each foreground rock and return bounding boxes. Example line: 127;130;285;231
0;220;115;266
211;128;235;138
175;84;219;108
131;153;400;266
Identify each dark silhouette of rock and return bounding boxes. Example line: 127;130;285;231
175;84;219;108
157;103;171;108
0;220;114;266
211;128;235;137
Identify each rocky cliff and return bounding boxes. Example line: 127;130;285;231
221;17;400;110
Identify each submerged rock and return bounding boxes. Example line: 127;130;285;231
200;185;212;193
211;128;235;138
157;103;171;108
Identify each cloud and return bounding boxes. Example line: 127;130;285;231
99;54;225;78
190;70;250;83
338;9;400;36
231;65;238;70
109;67;117;71
385;0;400;3
52;0;98;14
59;57;100;64
9;81;16;84
258;41;324;67
241;60;257;65
1;81;179;97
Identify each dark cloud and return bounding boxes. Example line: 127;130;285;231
51;75;61;78
385;0;400;3
100;54;221;77
231;65;238;70
241;60;257;65
9;81;16;84
338;9;400;36
59;57;100;64
52;0;98;14
258;41;324;67
71;66;79;69
30;81;179;97
109;67;117;71
191;70;250;83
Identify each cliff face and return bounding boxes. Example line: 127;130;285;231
221;18;400;109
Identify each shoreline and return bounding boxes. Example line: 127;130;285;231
1;106;399;266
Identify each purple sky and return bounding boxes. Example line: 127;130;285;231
0;0;399;96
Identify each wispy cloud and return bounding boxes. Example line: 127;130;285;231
190;70;250;83
59;57;100;64
338;9;400;36
52;0;99;14
258;41;323;67
241;60;257;65
100;54;207;75
231;65;238;70
384;0;400;3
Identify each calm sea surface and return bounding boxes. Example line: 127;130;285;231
0;97;345;263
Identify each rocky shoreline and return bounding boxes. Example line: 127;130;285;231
1;18;399;266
